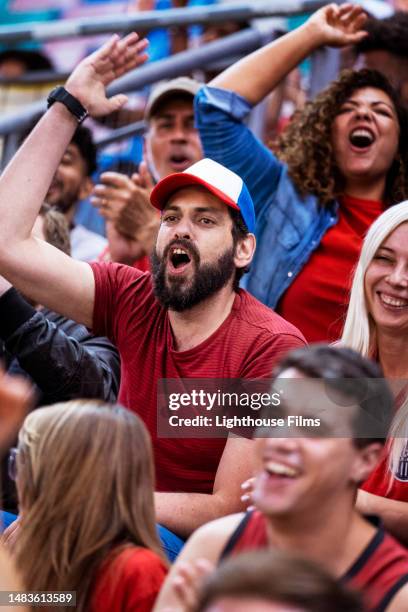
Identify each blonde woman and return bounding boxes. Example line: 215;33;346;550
10;401;167;612
342;201;408;544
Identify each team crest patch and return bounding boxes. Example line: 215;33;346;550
395;443;408;482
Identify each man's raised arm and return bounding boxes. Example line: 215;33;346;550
0;33;148;328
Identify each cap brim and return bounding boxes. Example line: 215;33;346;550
150;172;240;212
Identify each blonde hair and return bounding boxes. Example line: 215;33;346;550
342;201;408;355
341;200;408;477
14;401;166;612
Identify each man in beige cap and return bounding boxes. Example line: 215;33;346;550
91;77;203;264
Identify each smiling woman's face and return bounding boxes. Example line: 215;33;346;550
365;222;408;334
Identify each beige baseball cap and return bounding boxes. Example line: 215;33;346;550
144;77;202;120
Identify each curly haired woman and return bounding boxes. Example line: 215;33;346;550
195;3;408;342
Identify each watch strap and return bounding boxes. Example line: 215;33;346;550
47;86;88;124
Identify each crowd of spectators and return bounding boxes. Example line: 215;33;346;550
1;2;408;611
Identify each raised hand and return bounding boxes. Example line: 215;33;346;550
92;161;159;251
165;559;215;612
240;476;255;510
306;3;368;48
65;32;149;117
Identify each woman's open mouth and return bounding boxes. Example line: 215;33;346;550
348;128;375;152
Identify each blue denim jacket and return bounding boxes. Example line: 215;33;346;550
195;86;339;309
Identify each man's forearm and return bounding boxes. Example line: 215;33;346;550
0;104;77;247
155;491;243;539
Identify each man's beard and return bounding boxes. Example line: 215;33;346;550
151;238;236;311
46;183;79;215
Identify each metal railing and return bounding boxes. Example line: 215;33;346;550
95;120;146;149
0;26;269;135
0;1;327;44
0;0;372;167
0;26;272;169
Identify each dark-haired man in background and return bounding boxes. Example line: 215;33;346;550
351;11;408;105
46;126;107;261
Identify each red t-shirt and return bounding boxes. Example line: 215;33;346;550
90;547;167;612
278;195;384;342
90;262;306;493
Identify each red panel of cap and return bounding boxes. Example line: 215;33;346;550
150;172;240;212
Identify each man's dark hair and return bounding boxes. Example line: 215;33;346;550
19;123;97;178
355;12;408;58
274;345;394;447
0;49;53;73
229;208;250;291
196;550;363;612
71;126;97;177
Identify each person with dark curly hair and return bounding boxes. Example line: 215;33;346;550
353;12;408;104
195;3;408;343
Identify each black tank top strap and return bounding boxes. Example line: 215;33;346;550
219;511;253;563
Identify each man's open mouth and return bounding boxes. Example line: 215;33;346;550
264;460;300;479
348;128;375;149
169;155;190;170
168;247;192;273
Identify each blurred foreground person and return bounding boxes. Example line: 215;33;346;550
0;369;32;612
156;346;408;612
170;550;363;612
11;401;167;612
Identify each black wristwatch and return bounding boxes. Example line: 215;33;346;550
47;86;88;124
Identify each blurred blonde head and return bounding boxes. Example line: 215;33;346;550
15;400;165;612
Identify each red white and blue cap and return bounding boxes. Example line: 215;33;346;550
150;158;256;234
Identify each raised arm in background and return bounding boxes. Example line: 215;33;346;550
210;3;367;104
0;34;148;328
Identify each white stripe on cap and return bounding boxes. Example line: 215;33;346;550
183;158;243;203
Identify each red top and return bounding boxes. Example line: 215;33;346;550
363;388;408;502
97;246;150;272
90;547;167;612
221;511;408;612
363;443;408;502
278;195;384;342
90;262;305;493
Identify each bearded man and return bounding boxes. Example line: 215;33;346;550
0;34;305;543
